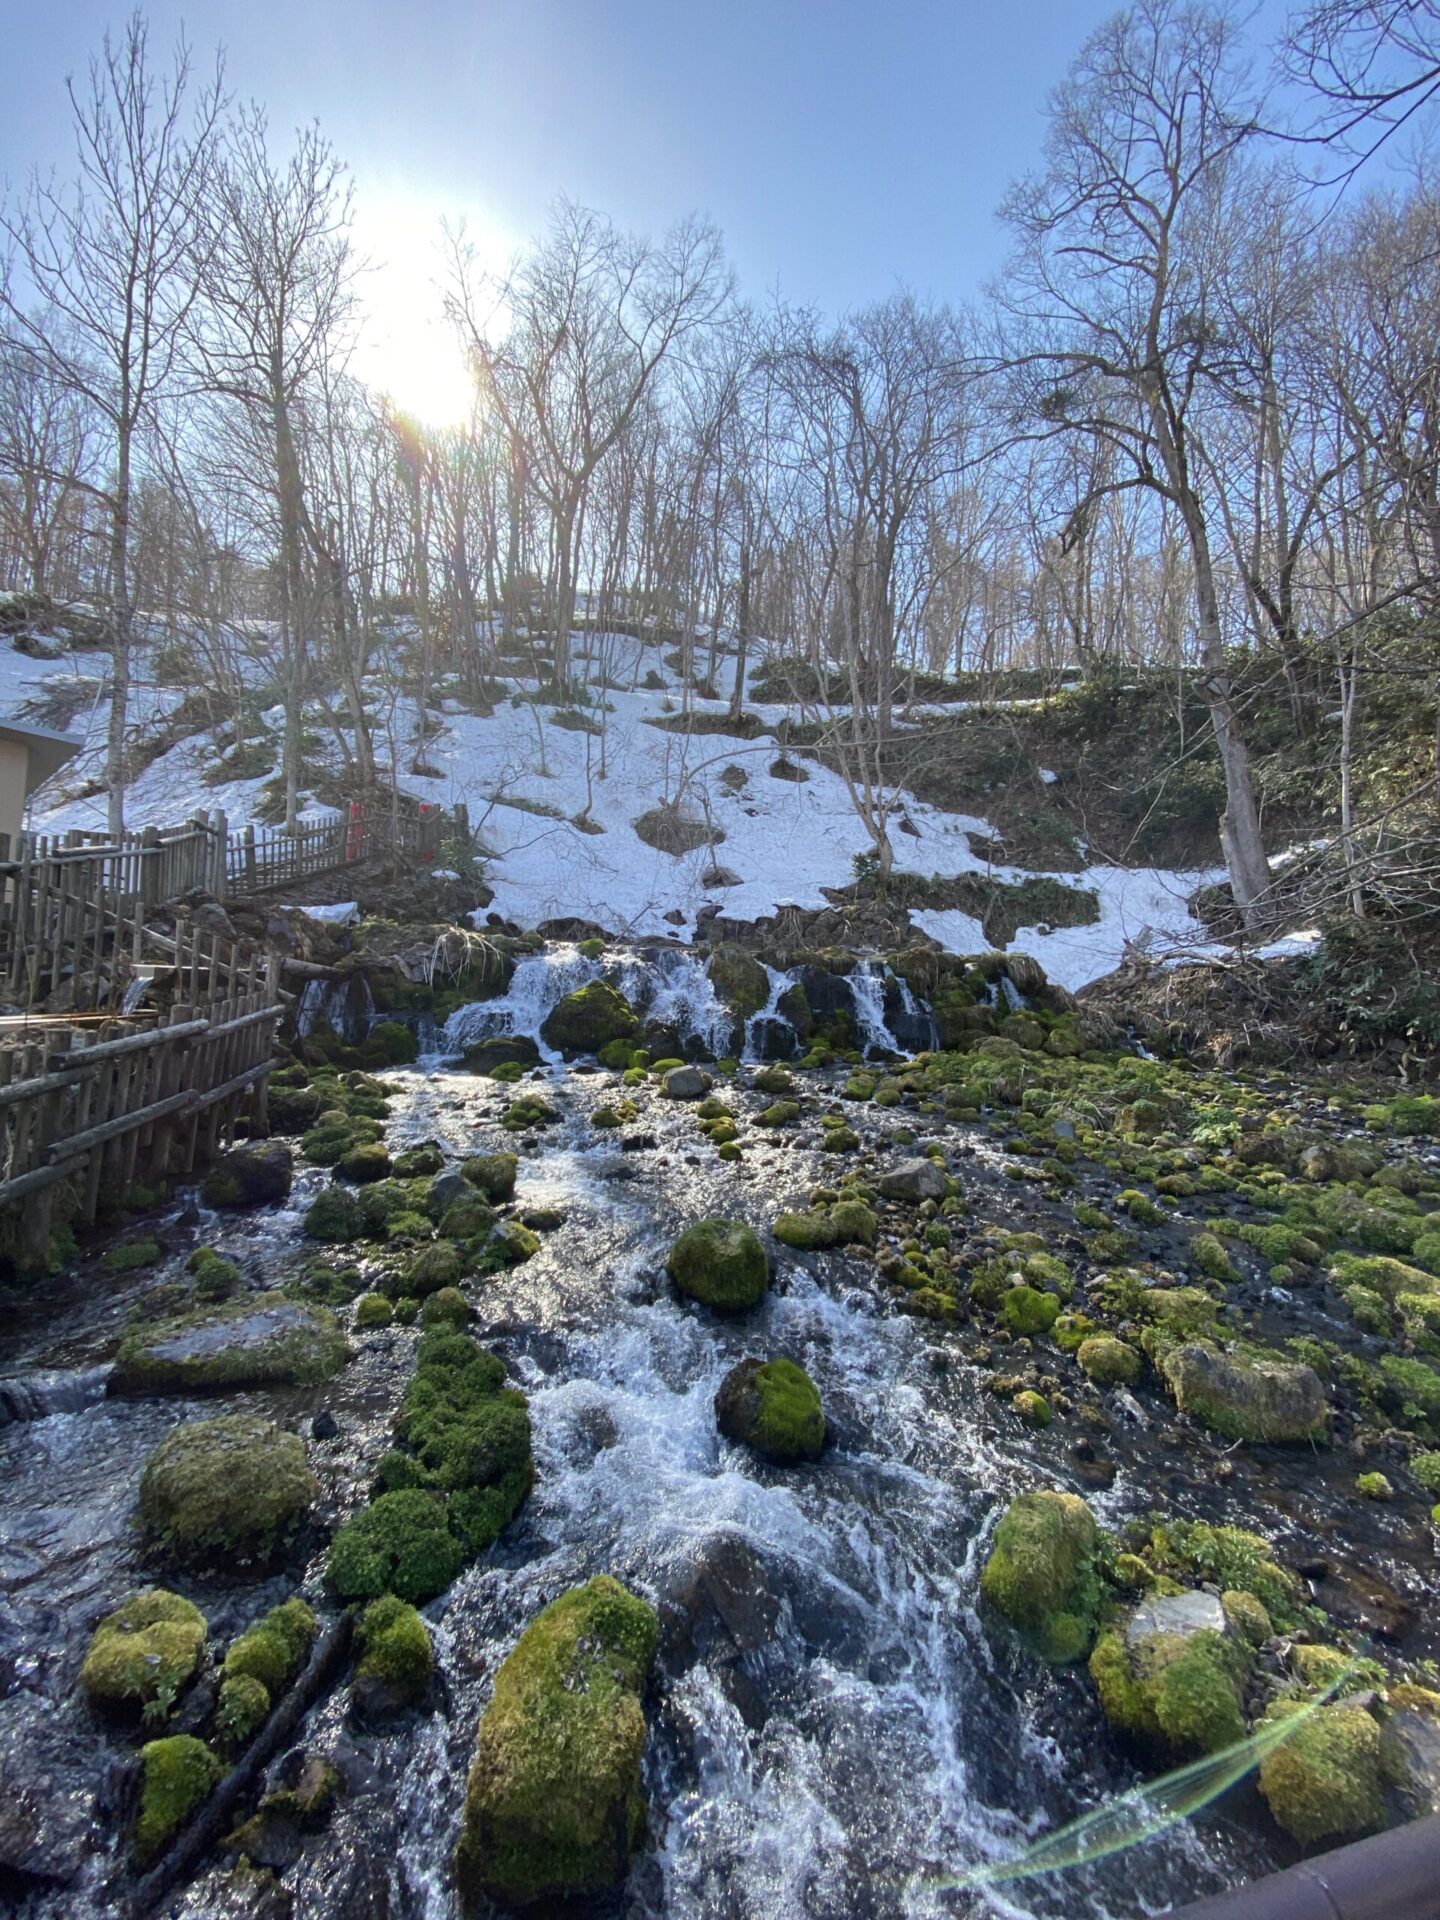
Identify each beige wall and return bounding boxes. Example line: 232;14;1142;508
0;738;28;854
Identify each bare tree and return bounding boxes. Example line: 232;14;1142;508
194;107;358;827
0;13;222;830
1000;0;1275;921
447;201;730;689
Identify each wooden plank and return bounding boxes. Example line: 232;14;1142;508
50;1019;209;1067
50;1085;197;1162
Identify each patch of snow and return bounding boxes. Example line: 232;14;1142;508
1039;767;1059;784
278;900;358;924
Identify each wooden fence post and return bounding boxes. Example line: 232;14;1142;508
139;825;162;918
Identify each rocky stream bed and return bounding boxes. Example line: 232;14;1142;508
2;939;1439;1920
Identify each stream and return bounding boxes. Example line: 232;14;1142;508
0;1027;1292;1920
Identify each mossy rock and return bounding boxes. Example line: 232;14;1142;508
113;1298;350;1394
352;1594;434;1722
461;1153;519;1202
79;1588;207;1720
1001;1284;1060;1336
137;1415;317;1569
105;1237;163;1272
455;1576;658;1910
666;1218;769;1312
355;1292;394;1329
758;1099;800;1127
221;1597;315;1703
202;1142;294;1210
421;1286;470;1327
1013;1389;1051;1427
327;1489;465;1606
187;1247;243;1301
501;1093;560;1132
303;1184;366;1244
337;1139;393;1183
133;1734;223;1864
540;981;638;1056
1162;1341;1328;1443
404;1242;465;1296
706;944;770;1017
1259;1702;1385;1845
215;1671;270;1750
715;1356;825;1462
979;1490;1102;1663
480;1220;541;1270
1090;1605;1250;1759
393;1141;446;1178
1076;1336;1141;1386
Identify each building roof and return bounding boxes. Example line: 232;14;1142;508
0;717;84;788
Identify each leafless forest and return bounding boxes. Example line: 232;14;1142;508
2;1;1438;929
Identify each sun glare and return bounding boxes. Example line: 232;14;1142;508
352;193;513;430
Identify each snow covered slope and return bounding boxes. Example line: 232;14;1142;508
4;628;1222;989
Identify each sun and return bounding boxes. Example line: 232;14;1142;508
352;191;513;430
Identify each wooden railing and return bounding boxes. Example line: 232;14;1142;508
0;924;281;1264
0;798;445;1013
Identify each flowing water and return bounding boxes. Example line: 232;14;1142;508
0;1038;1284;1919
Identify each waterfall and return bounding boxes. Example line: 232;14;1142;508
439;943;940;1067
297;974;375;1040
848;959;898;1056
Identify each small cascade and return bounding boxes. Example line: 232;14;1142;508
612;949;736;1061
848;958;900;1056
440;942;943;1067
297;974;375;1040
0;1365;111;1426
120;975;150;1015
442;946;601;1063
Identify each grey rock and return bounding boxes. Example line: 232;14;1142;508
875;1157;948;1202
662;1065;712;1101
1127;1589;1227;1648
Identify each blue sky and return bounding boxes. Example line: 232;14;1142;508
2;0;1293;418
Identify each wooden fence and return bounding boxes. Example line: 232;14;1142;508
0;798;445;1014
0;925;281;1263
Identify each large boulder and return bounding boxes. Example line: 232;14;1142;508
979;1490;1101;1663
706;944;770;1018
662;1065;711;1101
541;981;638;1056
715;1357;825;1462
1089;1591;1252;1759
79;1589;207;1719
112;1299;350;1395
137;1415;317;1569
875;1157;949;1202
1259;1702;1386;1845
667;1219;769;1312
455;1576;658;1911
462;1034;541;1076
201;1142;294;1210
1162;1342;1328;1443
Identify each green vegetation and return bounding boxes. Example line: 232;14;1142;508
79;1589;207;1722
667;1218;769;1311
136;1414;317;1568
979;1491;1104;1663
455;1577;658;1909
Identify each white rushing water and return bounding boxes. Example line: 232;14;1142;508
438;943;926;1066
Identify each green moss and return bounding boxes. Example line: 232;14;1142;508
1076;1336;1141;1385
715;1356;825;1461
1330;1252;1440;1300
1091;1625;1249;1758
421;1286;470;1327
393;1142;445;1178
105;1237;163;1273
1356;1471;1393;1501
113;1298;349;1394
1221;1589;1273;1647
540;980;638;1055
979;1490;1103;1663
667;1218;769;1311
303;1184;366;1243
1411;1450;1440;1494
455;1577;658;1910
478;1220;541;1270
758;1100;801;1127
1189;1232;1237;1283
501;1093;559;1131
404;1242;465;1296
354;1594;434;1707
1259;1702;1385;1844
338;1139;392;1183
215;1672;270;1750
1377;1353;1440;1421
355;1292;394;1328
137;1414;317;1568
1013;1389;1051;1426
1001;1284;1061;1336
1118;1189;1164;1226
1131;1519;1300;1627
133;1735;223;1864
1161;1340;1328;1443
461;1153;518;1202
79;1589;207;1721
327;1489;465;1606
223;1597;317;1695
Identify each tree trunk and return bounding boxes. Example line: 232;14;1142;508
105;436;133;836
1192;529;1272;923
